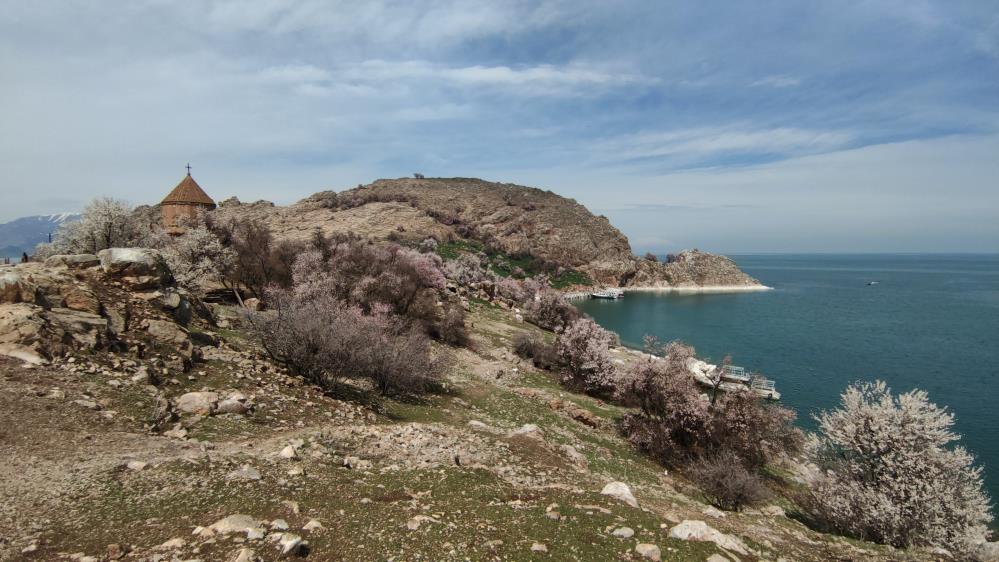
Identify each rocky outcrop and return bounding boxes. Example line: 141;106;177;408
0;252;213;364
626;249;764;289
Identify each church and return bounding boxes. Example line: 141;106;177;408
160;165;215;234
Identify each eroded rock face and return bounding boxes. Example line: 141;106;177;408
97;248;171;289
0;303;111;359
0;270;39;304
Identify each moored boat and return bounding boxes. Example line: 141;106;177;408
591;288;624;299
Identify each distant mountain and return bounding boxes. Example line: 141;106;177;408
0;213;80;259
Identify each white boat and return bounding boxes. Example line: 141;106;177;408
590;288;624;299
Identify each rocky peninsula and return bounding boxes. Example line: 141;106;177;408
212;177;763;291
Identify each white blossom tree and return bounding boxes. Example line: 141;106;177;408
38;197;146;256
162;224;236;295
806;380;992;554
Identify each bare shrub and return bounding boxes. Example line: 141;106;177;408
512;332;560;370
620;341;710;465
692;451;770;512
215;218;304;299
643;252;658;262
524;292;580;331
289;237;466;346
803;381;992;554
250;292;441;395
555;318;617;395
707;391;803;471
435;303;470;347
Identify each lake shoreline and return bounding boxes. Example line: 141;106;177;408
624;284;773;294
566;284;772;299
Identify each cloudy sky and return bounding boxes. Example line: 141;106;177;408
2;1;997;253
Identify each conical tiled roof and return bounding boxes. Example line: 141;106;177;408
162;173;215;206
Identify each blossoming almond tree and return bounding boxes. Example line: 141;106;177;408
806;380;992;554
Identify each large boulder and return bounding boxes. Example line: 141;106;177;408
97;248;171;289
1;265;100;312
0;343;48;365
668;520;751;555
601;481;639;508
155;288;194;326
146;319;191;349
60;284;102;315
175;391;219;415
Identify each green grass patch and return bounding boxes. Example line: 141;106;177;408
435;239;483;260
550;269;593;289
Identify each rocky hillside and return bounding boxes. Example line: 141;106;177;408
213;178;762;289
629;250;767;290
0;253;946;561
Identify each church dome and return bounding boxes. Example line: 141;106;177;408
161;172;215;207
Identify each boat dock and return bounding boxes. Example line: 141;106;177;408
689;359;781;400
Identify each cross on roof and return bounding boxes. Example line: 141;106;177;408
186;163;192;175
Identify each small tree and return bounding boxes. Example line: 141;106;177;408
707;355;730;406
643;252;658;262
708;391;802;471
555;318;618;395
162;223;236;295
805;380;992;554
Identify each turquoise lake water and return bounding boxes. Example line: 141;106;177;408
576;254;999;511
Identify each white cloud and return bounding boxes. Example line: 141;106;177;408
592;126;854;166
258;64;332;83
336;59;653;94
750;75;801;88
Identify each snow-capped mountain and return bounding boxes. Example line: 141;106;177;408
0;213;80;259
